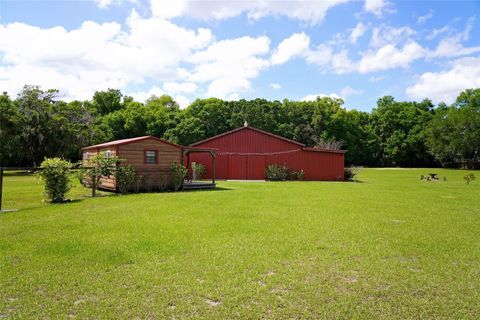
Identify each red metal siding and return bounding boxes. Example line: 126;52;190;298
193;127;300;153
189;127;345;181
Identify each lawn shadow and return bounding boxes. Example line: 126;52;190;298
182;186;232;192
3;171;36;176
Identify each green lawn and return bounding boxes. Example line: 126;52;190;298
1;169;479;319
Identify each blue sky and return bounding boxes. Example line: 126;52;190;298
0;0;479;110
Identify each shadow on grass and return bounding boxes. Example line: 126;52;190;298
182;186;232;192
3;171;36;176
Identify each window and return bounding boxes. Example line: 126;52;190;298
104;150;112;158
145;150;157;164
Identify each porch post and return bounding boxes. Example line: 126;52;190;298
211;151;216;184
186;151;191;181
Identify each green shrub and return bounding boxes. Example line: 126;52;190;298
265;164;289;181
344;167;359;181
191;162;206;180
80;152;121;197
116;165;137;194
133;175;144;193
38;158;72;203
290;169;305;181
464;173;476;185
170;162;187;191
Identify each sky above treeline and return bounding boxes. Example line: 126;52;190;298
0;0;479;110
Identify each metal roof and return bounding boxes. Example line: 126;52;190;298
81;136;182;151
190;126;305;147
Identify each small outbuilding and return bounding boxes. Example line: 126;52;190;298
81;136;183;191
189;125;346;181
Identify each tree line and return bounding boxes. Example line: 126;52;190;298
1;85;479;168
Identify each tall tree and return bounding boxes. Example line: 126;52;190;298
371;96;435;166
426;89;480;168
0;92;20;166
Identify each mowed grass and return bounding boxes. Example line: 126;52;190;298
1;169;479;319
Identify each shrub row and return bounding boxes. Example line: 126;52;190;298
38;155;189;202
265;164;305;181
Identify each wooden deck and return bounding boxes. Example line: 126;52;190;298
182;181;216;190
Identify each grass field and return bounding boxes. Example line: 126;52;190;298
1;169;479;318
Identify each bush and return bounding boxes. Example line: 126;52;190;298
464;173;476;185
116;165;137;194
80;152;121;197
191;162;206;180
38;158;72;203
133;175;144;193
265;164;289;181
344;167;359;181
290;169;305;180
170;162;187;191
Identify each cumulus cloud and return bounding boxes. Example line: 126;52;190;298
406;56;480;104
0;11;214;100
428;17;480;58
417;10;433;25
149;0;350;25
358;41;427;73
370;25;416;48
163;81;197;94
187;36;271;99
270;32;310;65
128;86;191;108
340;86;363;98
270;83;281;90
364;0;390;16
302;86;361;102
129;85;165;102
94;0;137;9
349;22;368;44
0;8;276;101
301;93;341;101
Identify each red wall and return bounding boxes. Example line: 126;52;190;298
189;127;344;181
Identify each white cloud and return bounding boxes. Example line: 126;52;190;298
270;83;281;90
0;11;215;100
270;32;310;65
364;0;390;16
302;93;341;101
429;18;480;58
370;25;416;48
128;86;190;108
426;25;450;40
226;93;240;101
369;75;386;82
174;95;191;108
331;50;357;74
301;86;361;102
417;10;433;25
358;41;427;73
188;36;271;98
406;56;480;104
349;22;367;44
305;44;333;66
129;86;165;102
431;38;480;58
94;0;137;9
340;86;363;98
163;81;197;94
150;0;350;25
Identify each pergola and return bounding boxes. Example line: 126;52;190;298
182;147;217;190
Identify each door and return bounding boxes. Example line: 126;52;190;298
228;155;247;179
247;155;265;180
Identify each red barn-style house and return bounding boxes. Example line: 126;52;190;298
189;125;346;181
